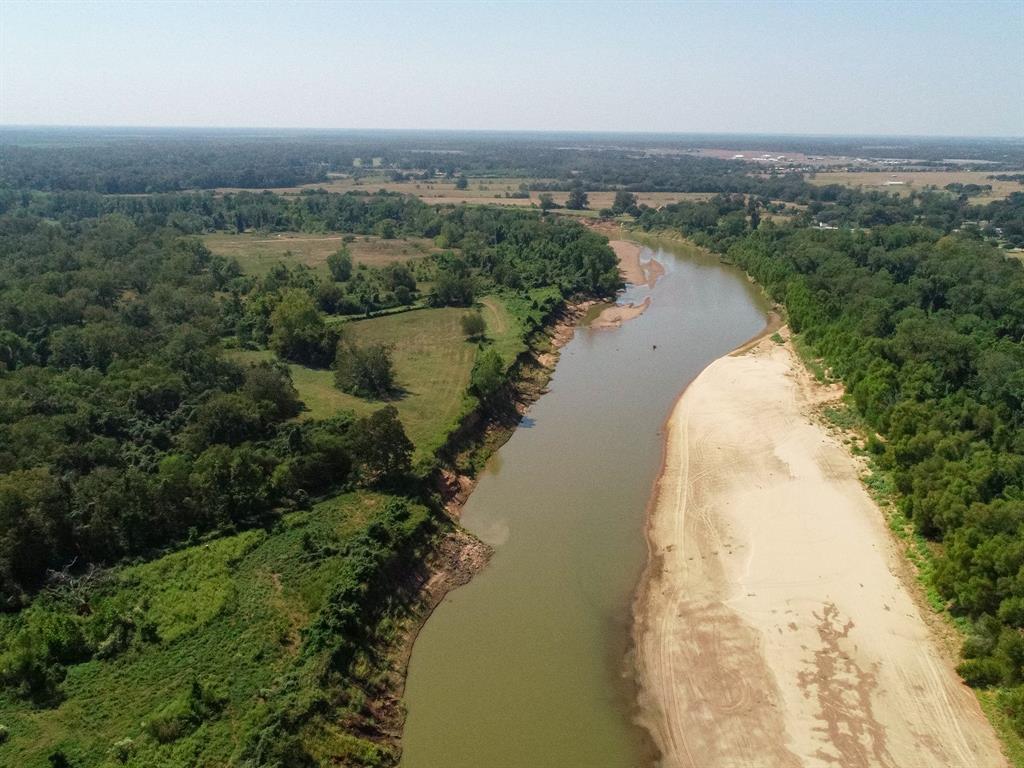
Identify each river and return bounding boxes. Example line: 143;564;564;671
400;238;769;767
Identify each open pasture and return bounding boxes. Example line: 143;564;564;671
216;175;712;212
228;297;521;458
806;169;1022;203
202;231;437;276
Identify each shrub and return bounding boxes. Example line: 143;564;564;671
957;657;1005;687
470;347;505;401
144;679;226;744
110;737;135;763
460;312;486;339
998;686;1024;736
333;341;396;399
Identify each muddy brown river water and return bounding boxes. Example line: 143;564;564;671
400;239;768;767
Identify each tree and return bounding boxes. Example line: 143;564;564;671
0;330;34;371
333;340;396;398
538;193;557;212
612;190;638;215
565;184;589;210
269;289;338;366
429;268;475;307
326;247;353;282
454;175;469;190
346;406;412;484
183;393;265;452
242;362;302;421
374;219;396;239
747;196;761;230
461;312;486;340
470;347;505;401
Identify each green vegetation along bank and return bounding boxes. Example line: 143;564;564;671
0;182;620;767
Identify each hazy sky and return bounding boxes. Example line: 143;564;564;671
2;0;1022;136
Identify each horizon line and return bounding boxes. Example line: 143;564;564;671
1;124;1022;142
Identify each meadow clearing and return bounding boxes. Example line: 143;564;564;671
806;169;1022;202
229;297;525;460
202;231;439;276
216;175;713;212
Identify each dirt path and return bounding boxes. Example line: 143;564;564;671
479;296;509;336
633;330;1007;768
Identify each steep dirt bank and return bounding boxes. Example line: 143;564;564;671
633;330;1007;768
371;528;492;748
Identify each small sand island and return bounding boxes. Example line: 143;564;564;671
591;240;665;328
634;329;1007;768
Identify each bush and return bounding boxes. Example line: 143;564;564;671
470;347;505;402
998;686;1024;736
957;657;1005;687
333;341;396;399
110;737;135;764
144;679;226;744
461;312;486;339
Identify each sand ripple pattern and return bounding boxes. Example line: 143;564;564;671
633;331;1006;768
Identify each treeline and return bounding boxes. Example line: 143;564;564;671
4;129;1021;195
636;188;1024;248
0;187;438;236
0;138;331;193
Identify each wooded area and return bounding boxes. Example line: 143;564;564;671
1;129;1023;764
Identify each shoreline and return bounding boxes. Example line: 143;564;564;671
394;235;657;761
383;296;596;763
631;328;1007;767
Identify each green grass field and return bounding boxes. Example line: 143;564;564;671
228;296;525;459
0;492;429;768
202;232;438;276
213;176;712;213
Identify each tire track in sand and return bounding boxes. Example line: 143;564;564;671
632;331;1007;767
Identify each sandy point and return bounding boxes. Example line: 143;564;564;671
632;330;1007;768
610;239;663;288
592;240;665;329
